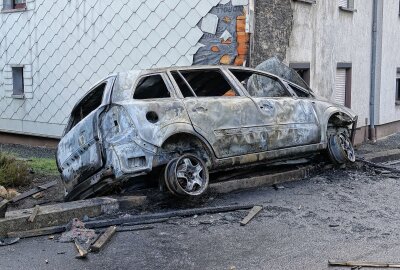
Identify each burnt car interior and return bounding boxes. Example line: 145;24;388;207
230;70;290;98
133;74;170;99
69;83;106;130
171;70;239;97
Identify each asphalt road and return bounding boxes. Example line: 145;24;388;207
1;162;400;270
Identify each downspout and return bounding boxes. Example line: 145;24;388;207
369;0;378;141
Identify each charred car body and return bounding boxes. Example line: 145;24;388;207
57;59;357;201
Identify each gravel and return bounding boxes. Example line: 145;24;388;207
0;143;56;159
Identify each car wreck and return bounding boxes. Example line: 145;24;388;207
56;58;358;201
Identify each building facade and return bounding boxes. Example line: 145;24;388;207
0;0;251;142
286;0;400;142
1;0;400;145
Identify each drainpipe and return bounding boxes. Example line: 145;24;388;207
369;0;378;142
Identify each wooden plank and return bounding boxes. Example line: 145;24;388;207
75;241;88;259
27;205;40;223
240;205;263;226
90;226;117;252
7;226;66;239
328;260;400;268
0;199;9;218
85;204;255;229
12;180;57;203
116;225;154;233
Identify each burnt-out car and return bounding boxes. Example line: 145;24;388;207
57;59;357;201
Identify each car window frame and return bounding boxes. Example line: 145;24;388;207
131;72;177;100
64;77;114;134
167;67;245;99
227;67;293;99
286;81;315;98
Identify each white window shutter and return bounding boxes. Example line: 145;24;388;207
335;69;346;106
338;0;348;7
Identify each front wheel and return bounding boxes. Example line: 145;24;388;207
164;154;209;197
327;132;356;164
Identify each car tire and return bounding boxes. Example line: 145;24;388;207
327;132;356;164
164;154;209;197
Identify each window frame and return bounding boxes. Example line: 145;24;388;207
2;0;27;12
132;73;176;100
336;63;352;108
65;79;111;133
395;68;400;105
11;66;24;98
289;62;311;86
168;68;244;98
338;0;356;13
227;67;293;99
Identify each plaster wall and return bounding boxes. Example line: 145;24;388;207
377;0;400;125
286;0;373;128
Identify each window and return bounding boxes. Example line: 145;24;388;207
12;66;24;97
133;75;170;99
338;0;355;11
335;63;352;108
171;70;238;97
396;68;400;104
230;69;290;98
289;63;311;85
69;83;106;130
2;0;26;10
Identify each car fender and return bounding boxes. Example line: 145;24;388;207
319;105;357;143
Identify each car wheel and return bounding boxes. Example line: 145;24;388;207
327;132;356;164
164;154;209;197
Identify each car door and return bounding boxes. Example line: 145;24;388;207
228;69;320;150
57;78;114;186
169;68;268;158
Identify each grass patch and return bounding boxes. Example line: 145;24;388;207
28;157;58;175
0;152;30;188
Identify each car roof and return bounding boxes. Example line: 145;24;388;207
117;65;277;77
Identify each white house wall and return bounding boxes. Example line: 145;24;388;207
0;0;248;138
377;0;400;125
286;0;373;128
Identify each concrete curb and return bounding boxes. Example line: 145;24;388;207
209;165;318;194
361;149;400;163
0;196;146;237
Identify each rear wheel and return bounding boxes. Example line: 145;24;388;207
164;154;209;197
327;132;355;164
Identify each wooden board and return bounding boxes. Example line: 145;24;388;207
90;226;117;252
240;205;263;226
7;225;66;239
75;241;88;259
27;205;40;223
328;260;400;268
12;180;57;203
0;199;9;218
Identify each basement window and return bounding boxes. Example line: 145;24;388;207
289;63;311;85
338;0;356;12
396;69;400;105
12;66;24;98
2;0;26;11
